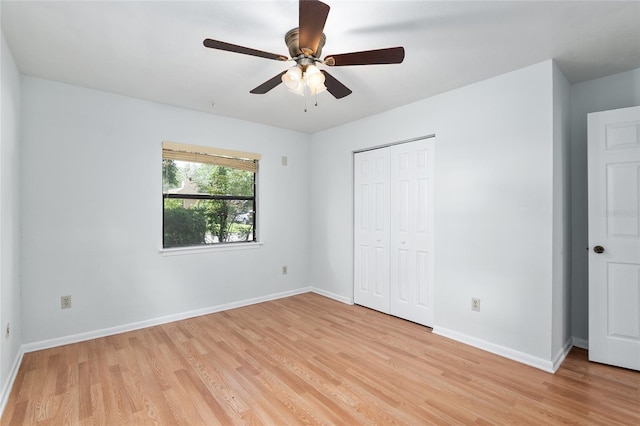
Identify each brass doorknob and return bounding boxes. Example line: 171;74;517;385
594;245;605;254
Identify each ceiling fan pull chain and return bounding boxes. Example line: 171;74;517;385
304;85;308;112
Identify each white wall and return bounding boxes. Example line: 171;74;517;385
569;68;640;344
0;32;23;405
310;61;562;366
20;77;310;344
551;61;571;361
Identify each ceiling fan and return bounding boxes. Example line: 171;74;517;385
203;0;405;100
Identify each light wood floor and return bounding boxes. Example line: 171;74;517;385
2;293;639;425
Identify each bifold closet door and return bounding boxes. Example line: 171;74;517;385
354;138;435;327
389;140;434;327
353;147;390;313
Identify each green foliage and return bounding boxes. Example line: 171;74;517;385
192;164;253;196
202;199;231;243
236;223;252;241
164;198;183;209
162;159;180;191
163;202;207;248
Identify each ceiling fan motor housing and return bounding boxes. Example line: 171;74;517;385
285;27;326;59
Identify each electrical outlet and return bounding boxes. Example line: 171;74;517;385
281;156;288;166
61;295;72;309
282;265;288;275
5;322;10;337
471;297;480;312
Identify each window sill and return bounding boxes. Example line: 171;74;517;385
160;242;263;256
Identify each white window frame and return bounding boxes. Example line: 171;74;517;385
160;141;261;254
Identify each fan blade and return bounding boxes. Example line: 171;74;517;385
250;71;287;94
321;70;352;99
203;39;288;61
324;47;405;66
299;0;330;55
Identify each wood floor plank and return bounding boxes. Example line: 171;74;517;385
2;293;639;425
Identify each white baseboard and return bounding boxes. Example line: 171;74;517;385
433;327;556;373
552;338;574;373
22;286;312;354
311;287;353;305
0;347;24;418
572;337;589;350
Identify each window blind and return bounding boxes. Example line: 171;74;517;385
162;141;260;172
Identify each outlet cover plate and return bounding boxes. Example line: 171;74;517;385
471;297;480;312
61;295;72;309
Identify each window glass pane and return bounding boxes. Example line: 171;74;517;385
164;161;254;196
162;153;257;248
163;199;255;246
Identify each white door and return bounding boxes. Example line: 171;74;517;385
588;105;640;371
354;148;390;313
389;140;435;326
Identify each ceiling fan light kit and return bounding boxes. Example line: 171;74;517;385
202;0;405;108
282;64;327;97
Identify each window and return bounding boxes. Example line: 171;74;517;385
162;142;259;248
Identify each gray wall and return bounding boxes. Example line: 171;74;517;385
552;61;571;360
0;32;23;406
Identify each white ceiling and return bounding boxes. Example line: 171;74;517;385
2;1;639;134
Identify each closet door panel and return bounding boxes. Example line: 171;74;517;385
354;148;390;313
389;139;435;326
